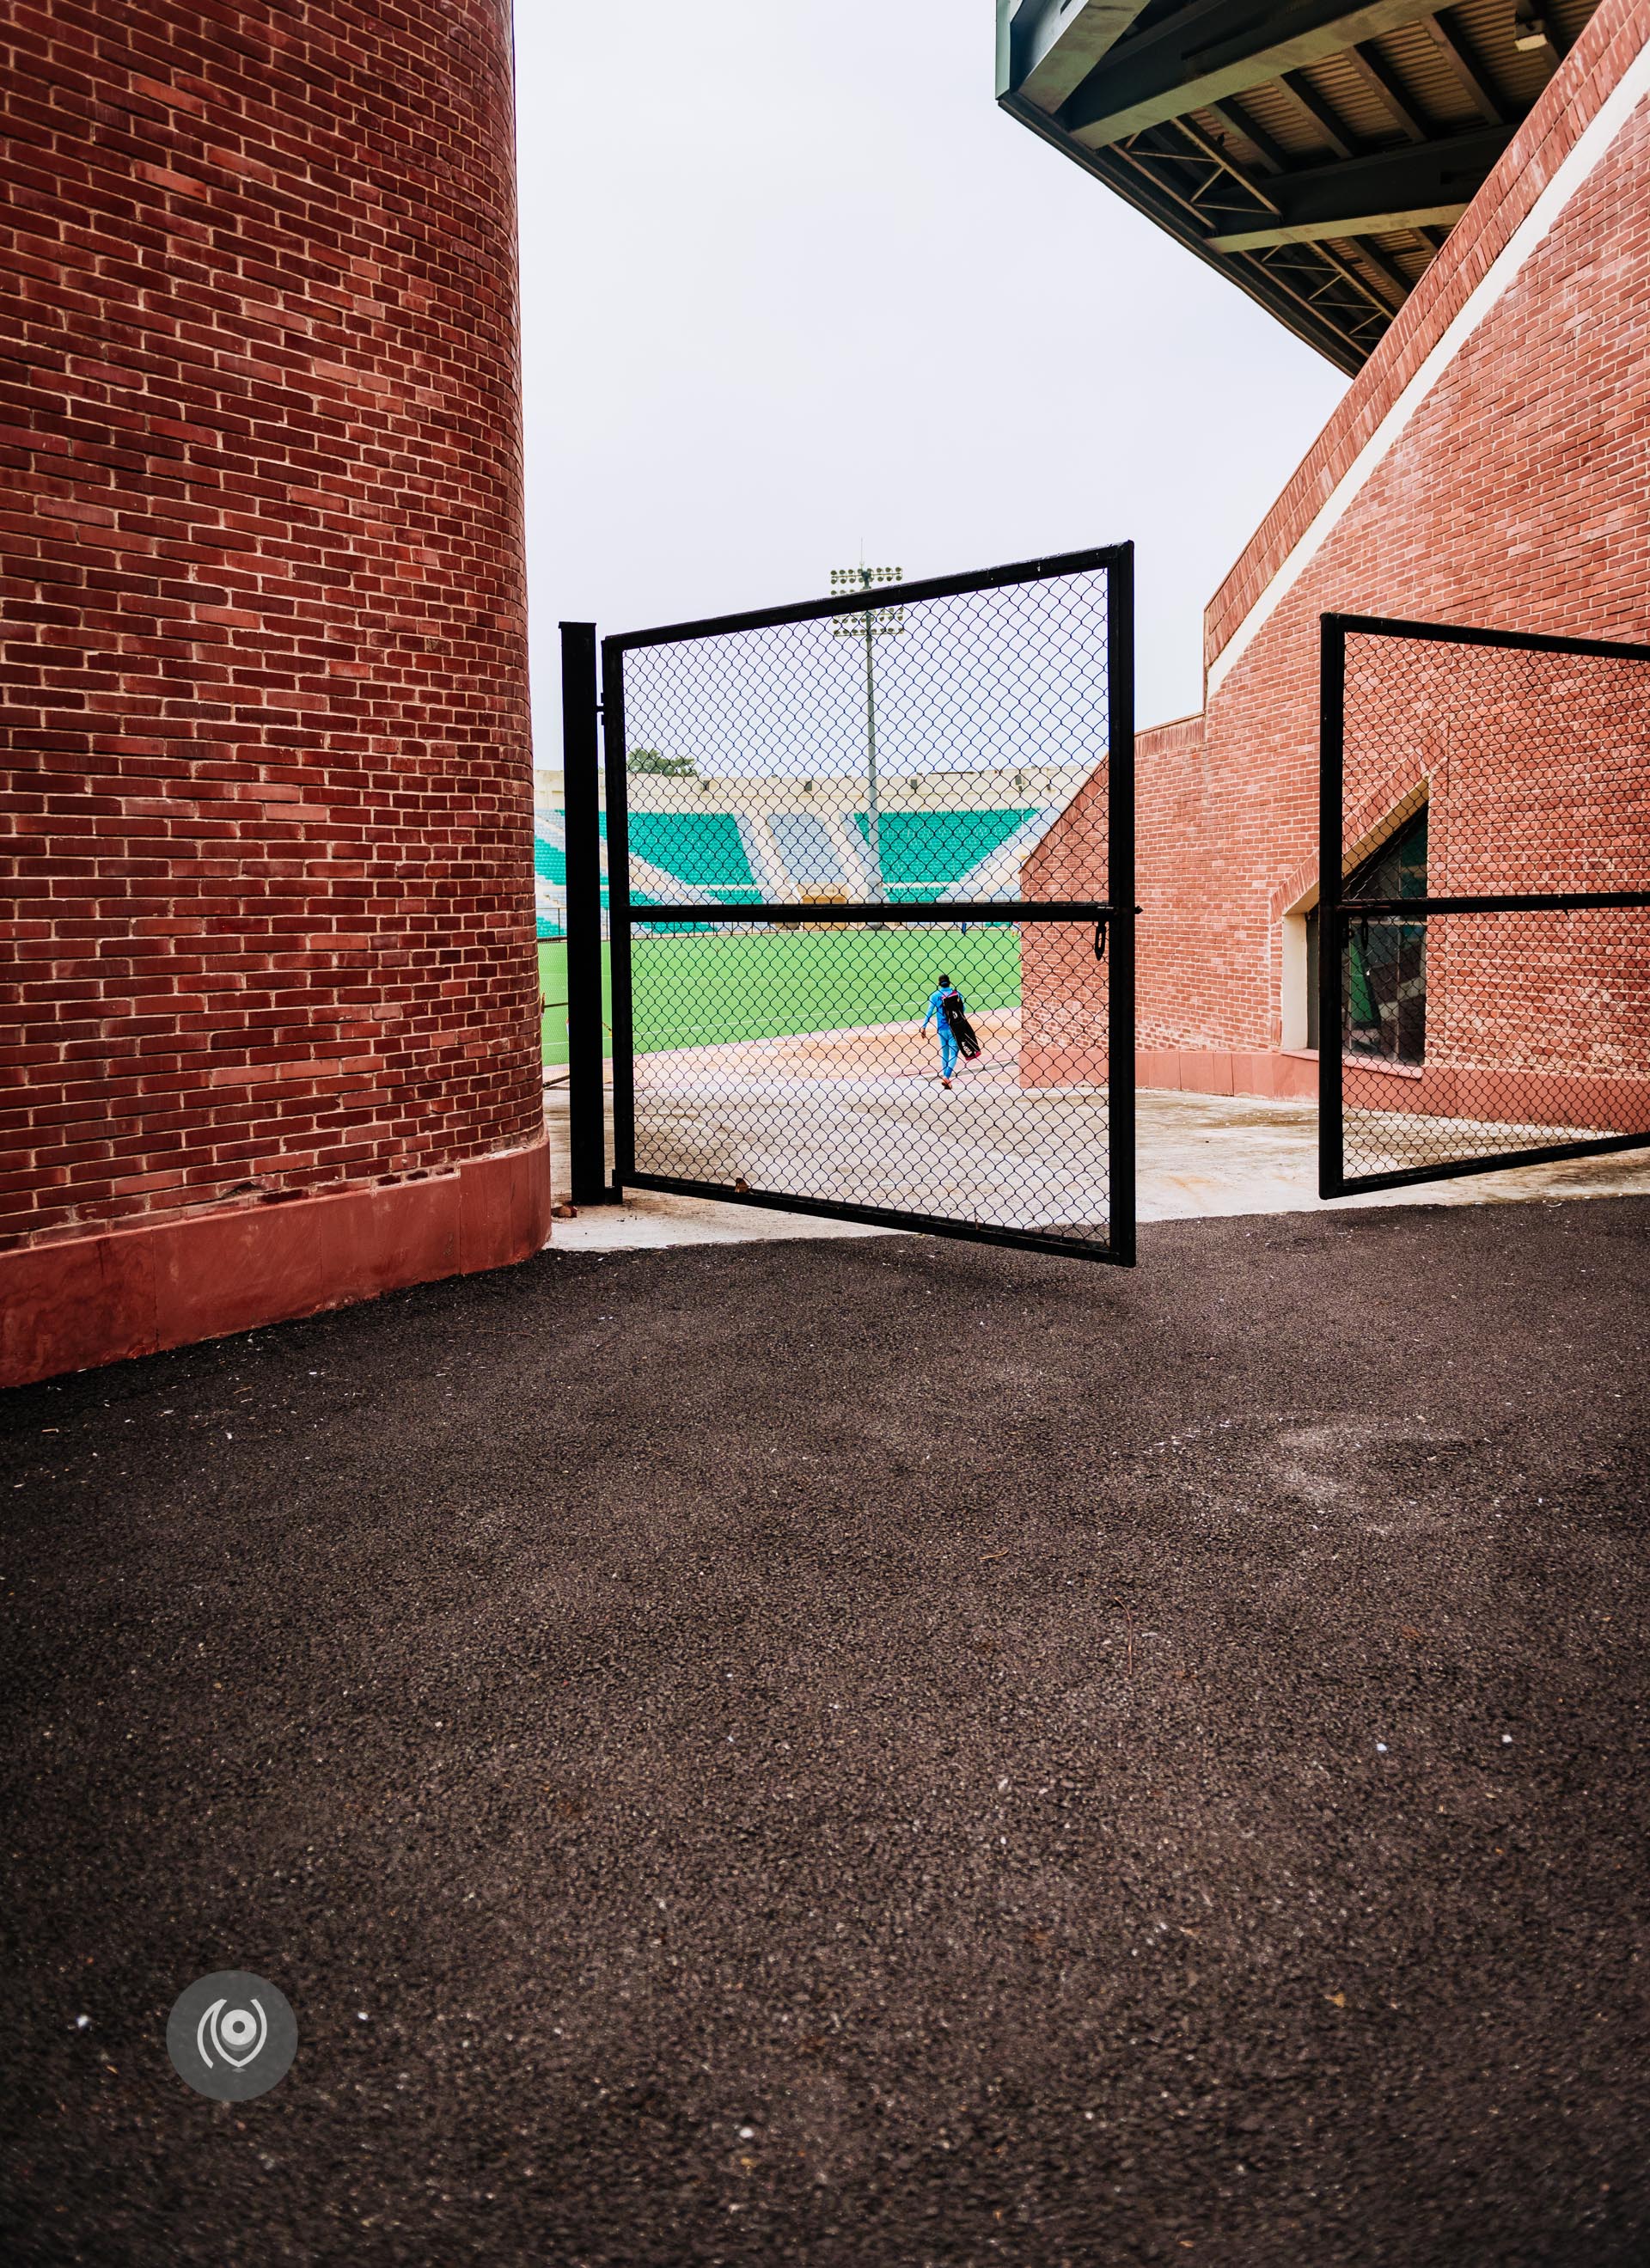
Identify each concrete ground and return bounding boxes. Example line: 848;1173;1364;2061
3;1197;1647;2266
544;1082;1650;1250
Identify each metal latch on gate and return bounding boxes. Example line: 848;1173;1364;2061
1093;907;1143;962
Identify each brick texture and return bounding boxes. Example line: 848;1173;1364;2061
1206;0;1650;674
1023;0;1650;1108
2;0;541;1256
1334;632;1650;1135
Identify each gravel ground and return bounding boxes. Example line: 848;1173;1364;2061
2;1198;1647;2267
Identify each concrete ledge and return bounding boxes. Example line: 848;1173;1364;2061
0;1129;552;1389
1017;1047;1323;1100
1024;1048;1650;1123
1344;1060;1650;1131
1137;1048;1322;1099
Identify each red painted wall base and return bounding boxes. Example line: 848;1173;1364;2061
1;1130;553;1390
1019;1047;1323;1100
1134;1048;1321;1102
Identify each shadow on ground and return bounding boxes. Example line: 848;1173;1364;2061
3;1199;1647;2266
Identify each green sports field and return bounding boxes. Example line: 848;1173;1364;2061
537;926;1022;1065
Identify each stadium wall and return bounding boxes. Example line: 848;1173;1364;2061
1023;0;1650;1107
1;0;548;1388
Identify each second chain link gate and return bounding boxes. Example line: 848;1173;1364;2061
563;547;1136;1263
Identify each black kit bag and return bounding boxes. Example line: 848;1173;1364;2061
943;990;981;1061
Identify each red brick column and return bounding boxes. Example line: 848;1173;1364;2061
2;0;549;1386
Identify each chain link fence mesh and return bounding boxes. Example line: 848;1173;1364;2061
1333;626;1650;1186
604;558;1125;1254
625;915;1114;1247
611;565;1112;911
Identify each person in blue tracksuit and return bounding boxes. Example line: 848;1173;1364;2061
922;975;964;1087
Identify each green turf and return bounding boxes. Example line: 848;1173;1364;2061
537;927;1021;1065
537;939;594;1068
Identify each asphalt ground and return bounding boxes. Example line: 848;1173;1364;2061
2;1197;1647;2268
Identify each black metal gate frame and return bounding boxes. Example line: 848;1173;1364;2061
1317;611;1650;1200
563;544;1137;1264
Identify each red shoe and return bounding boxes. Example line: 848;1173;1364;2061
941;1077;952;1088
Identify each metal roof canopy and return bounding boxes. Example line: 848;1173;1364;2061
998;0;1597;371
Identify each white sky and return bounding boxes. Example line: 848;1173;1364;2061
511;1;1348;749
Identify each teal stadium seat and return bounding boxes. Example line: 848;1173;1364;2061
534;826;566;938
623;811;755;895
854;810;1036;900
602;810;761;930
538;802;1055;936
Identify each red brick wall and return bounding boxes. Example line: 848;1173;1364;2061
2;0;545;1352
1206;0;1650;673
1022;0;1650;1110
1201;19;1650;1067
1023;713;1219;1086
1335;630;1650;1140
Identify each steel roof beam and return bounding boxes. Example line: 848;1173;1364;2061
1278;68;1360;156
1204;95;1292;172
1343;40;1430;138
1203;121;1511;247
1214;200;1470;245
1418;11;1506;124
1352;236;1416;301
1066;125;1373;369
1001;0;1159;111
1059;0;1437;146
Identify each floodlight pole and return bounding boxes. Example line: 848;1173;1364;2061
833;564;900;904
858;570;885;905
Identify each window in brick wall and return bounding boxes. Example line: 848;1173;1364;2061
1306;806;1428;1063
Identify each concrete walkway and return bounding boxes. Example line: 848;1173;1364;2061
543;1080;1650;1250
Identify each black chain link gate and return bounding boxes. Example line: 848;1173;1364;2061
1318;614;1650;1197
564;546;1136;1262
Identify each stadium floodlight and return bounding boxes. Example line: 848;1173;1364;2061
830;565;903;904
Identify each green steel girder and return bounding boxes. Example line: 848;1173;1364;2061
1204;122;1512;246
1059;0;1439;145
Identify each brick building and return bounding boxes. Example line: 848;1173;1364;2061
3;0;548;1389
6;4;1647;1387
1018;0;1650;1131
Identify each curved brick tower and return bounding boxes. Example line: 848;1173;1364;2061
3;0;548;1385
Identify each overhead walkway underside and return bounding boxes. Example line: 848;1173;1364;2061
999;0;1599;370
